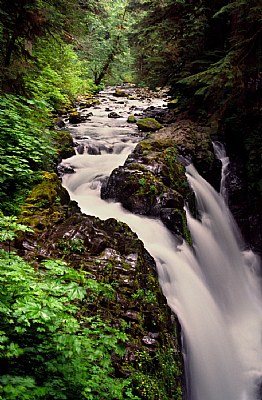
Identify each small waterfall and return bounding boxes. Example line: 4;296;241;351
61;90;262;400
213;141;230;201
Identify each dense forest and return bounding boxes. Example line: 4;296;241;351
0;0;261;399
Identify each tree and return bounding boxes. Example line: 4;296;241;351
130;0;261;118
80;0;135;85
0;0;95;92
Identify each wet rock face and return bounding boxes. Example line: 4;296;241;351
221;112;262;254
102;120;219;239
17;179;183;398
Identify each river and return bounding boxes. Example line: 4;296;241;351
61;86;262;400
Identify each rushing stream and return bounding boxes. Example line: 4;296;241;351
61;87;262;400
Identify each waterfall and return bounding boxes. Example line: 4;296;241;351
213;141;230;201
61;89;262;400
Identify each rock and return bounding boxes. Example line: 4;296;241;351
57;165;75;175
101;119;220;238
113;89;128;97
167;98;179;109
53;130;75;160
76;144;85;154
108;111;121;118
69;110;93;124
142;335;158;346
54;117;66;128
69;111;83;124
136;118;163;132
87;144;101;155
141;106;167;123
127;115;136;123
101;165;184;218
78;98;100;108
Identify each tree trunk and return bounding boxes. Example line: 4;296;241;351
5;34;16;67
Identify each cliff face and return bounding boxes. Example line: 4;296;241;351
220;110;262;255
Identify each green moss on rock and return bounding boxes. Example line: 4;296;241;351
20;172;69;231
53;130;75;160
127;115;136;123
136;118;163;132
114;89;129;97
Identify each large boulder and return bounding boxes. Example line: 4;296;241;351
102;120;220;238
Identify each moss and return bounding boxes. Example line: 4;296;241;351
53;129;75;160
136;118;162;132
175;208;192;245
167;98;179;109
129;163;149;172
127;115;136;123
19;172;68;231
136;139;190;199
114;89;128;97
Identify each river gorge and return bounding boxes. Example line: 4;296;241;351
57;87;262;400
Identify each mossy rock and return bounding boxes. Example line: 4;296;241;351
167;98;179;109
114;90;129;97
69;111;82;124
127;115;136;123
136;118;162;132
20;172;70;231
53;130;75;160
18;210;183;399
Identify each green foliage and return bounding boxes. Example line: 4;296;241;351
81;0;136;85
132;347;182;400
139;178;146;187
0;214;33;242
58;238;86;255
130;0;261;119
132;289;157;304
0;251;139;400
130;0;208;87
0;95;54;213
25;37;97;110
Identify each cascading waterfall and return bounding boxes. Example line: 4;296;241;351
61;89;262;400
213;141;230;201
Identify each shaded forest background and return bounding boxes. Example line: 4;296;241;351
0;0;261;399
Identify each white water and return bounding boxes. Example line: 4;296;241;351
213;141;230;202
61;88;262;400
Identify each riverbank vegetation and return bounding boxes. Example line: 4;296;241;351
0;0;261;398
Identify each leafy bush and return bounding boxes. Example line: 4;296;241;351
0;250;139;399
0;95;54;214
